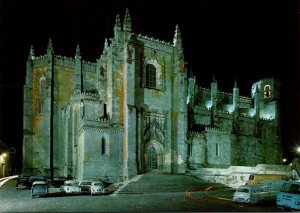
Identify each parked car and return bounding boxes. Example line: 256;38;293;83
60;180;81;194
90;181;105;195
277;181;300;210
233;184;278;204
16;176;31;190
29;176;46;188
50;177;67;188
31;181;48;198
78;180;92;192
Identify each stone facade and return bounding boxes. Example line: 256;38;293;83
187;77;282;169
22;9;281;182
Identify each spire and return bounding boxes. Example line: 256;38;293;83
173;24;183;59
212;73;217;83
46;38;53;80
75;45;81;60
123;8;131;32
28;45;35;60
74;44;82;93
47;38;53;50
234;79;238;88
114;14;122;38
173;24;182;46
233;79;239;110
47;38;53;55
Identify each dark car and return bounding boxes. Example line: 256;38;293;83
29;176;46;188
78;180;92;192
51;177;67;188
16;176;31;190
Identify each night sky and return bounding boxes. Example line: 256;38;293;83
0;0;299;171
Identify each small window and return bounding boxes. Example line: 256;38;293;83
187;144;192;156
215;143;219;156
38;77;46;114
146;64;156;88
101;137;106;155
101;136;109;156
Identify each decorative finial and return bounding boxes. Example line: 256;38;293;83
28;45;35;60
123;8;131;32
114;14;122;38
104;38;108;50
115;14;121;28
75;45;81;60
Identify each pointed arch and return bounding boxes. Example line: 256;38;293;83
145;140;164;171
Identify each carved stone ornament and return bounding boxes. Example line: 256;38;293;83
144;117;166;145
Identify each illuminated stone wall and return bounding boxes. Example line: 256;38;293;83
187;77;281;169
23;9;281;181
23;10;188;180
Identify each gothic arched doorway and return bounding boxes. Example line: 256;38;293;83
144;140;164;172
146;146;157;170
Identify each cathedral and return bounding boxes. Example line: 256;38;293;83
22;9;282;182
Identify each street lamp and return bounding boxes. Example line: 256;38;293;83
0;153;7;178
297;147;300;154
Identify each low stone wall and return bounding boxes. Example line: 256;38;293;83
191;164;292;188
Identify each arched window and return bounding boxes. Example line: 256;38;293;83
264;85;271;98
146;64;156;88
38;76;46;114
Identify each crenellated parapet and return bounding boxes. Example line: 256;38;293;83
78;118;123;134
194;105;210;112
205;126;231;134
187;130;205;137
136;33;174;53
71;90;99;102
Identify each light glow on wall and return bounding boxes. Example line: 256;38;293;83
205;100;212;109
248;108;256;117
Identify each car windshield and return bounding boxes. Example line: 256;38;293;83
237;188;249;193
81;182;91;185
281;183;300;194
33;184;46;187
66;182;78;186
93;182;102;186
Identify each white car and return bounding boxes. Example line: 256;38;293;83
90;181;105;195
60;180;81;194
233;184;277;204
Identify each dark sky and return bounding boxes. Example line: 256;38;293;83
0;0;299;170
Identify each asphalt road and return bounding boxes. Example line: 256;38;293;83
0;170;285;212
